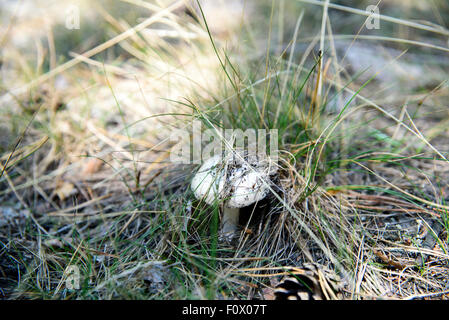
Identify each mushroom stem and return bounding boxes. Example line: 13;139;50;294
221;207;240;236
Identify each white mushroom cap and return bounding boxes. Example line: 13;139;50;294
191;155;225;205
191;151;277;208
226;166;270;208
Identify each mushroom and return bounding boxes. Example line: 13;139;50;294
191;151;277;240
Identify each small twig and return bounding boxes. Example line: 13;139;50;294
373;248;408;270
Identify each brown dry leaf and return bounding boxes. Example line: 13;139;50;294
262;287;276;300
82;158;103;175
262;277;280;300
326;189;344;196
53;181;76;201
